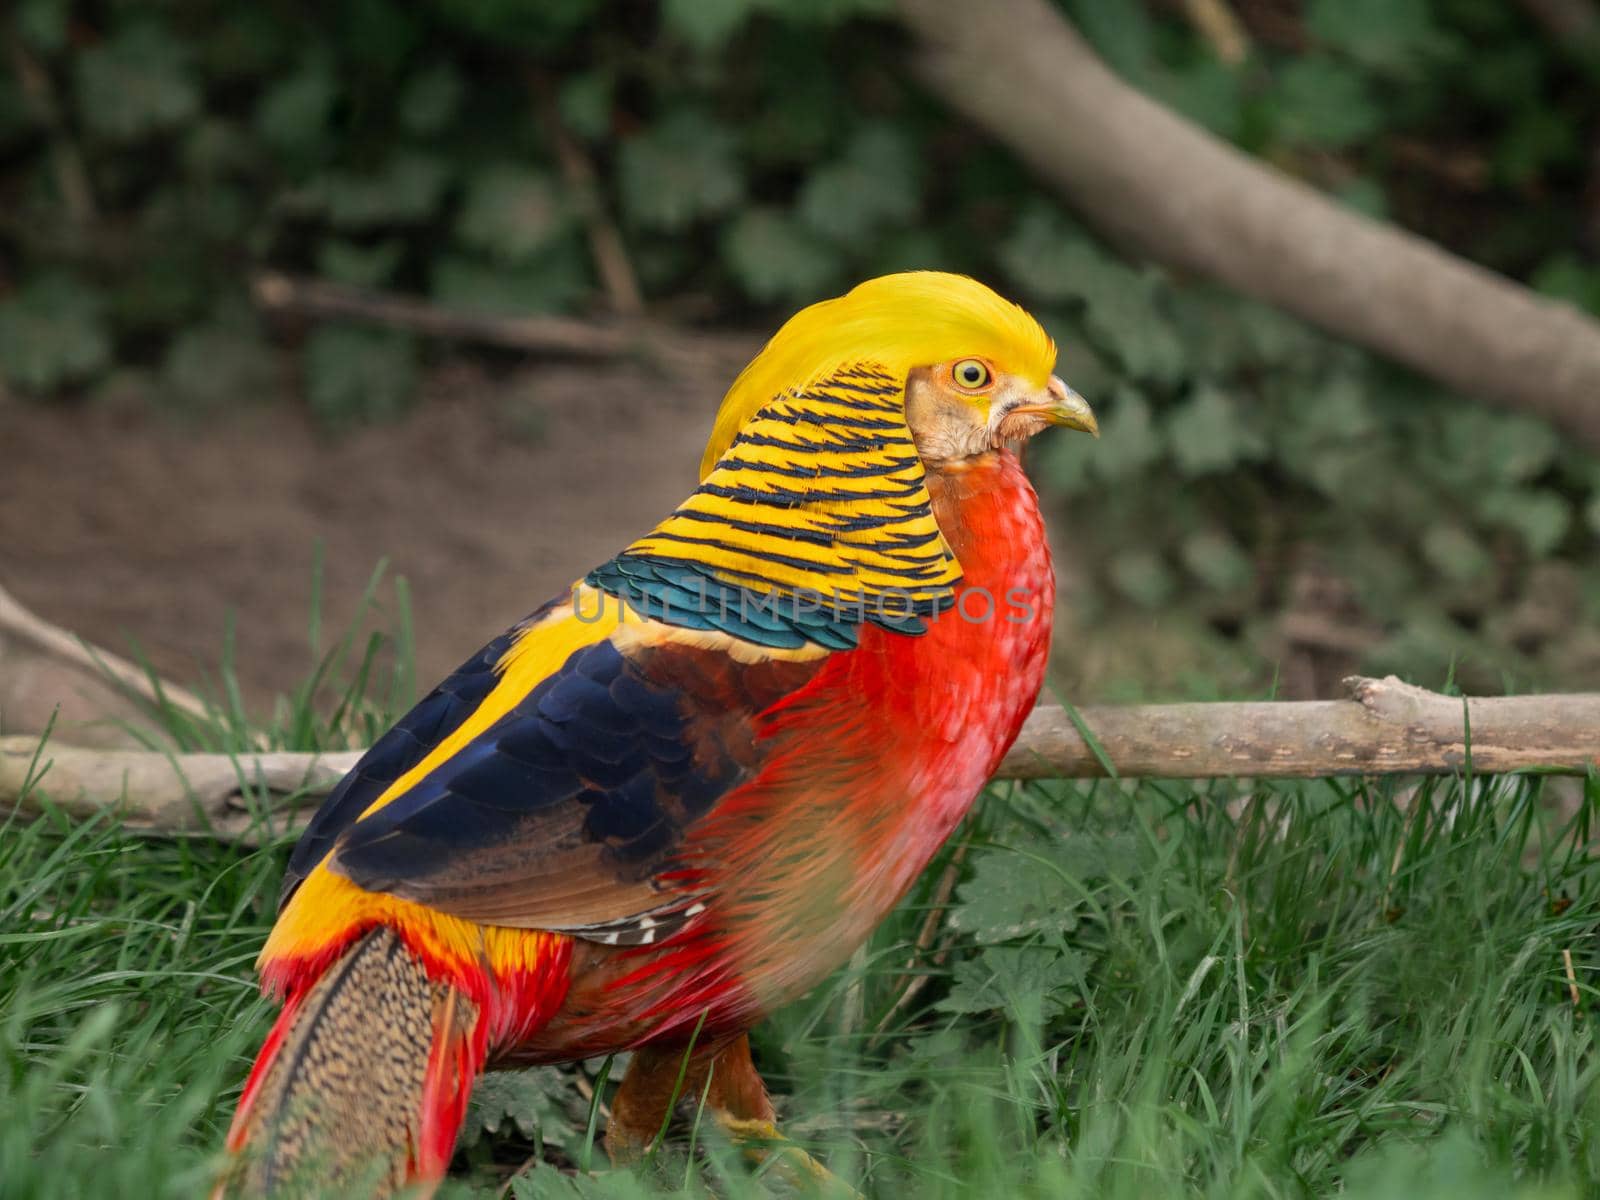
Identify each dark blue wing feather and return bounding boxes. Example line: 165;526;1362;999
323;636;805;937
278;596;566;909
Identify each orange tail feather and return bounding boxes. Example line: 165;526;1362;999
215;927;486;1199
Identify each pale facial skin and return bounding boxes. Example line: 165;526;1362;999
904;358;1098;466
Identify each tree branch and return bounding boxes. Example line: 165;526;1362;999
251;272;755;379
0;738;360;841
999;676;1600;779
5;678;1595;842
895;0;1600;452
0;582;213;748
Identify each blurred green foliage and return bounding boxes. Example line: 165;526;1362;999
3;0;1600;690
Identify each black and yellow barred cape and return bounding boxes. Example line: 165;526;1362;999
588;364;962;648
588;273;1055;649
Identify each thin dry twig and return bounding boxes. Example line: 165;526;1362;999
533;81;644;318
572;1071;605;1116
1181;0;1251;64
1564;948;1583;1011
868;841;970;1046
910;842;969;962
1381;785;1424;920
251;272;755;380
7;32;96;225
253;271;638;357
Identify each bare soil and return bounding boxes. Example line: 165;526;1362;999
1;358;719;709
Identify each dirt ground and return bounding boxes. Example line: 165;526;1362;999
1;358;722;711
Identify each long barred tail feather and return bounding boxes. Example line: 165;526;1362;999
215;928;485;1199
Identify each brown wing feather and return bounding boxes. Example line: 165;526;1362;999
327;631;823;943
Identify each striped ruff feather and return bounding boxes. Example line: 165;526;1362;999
591;363;961;645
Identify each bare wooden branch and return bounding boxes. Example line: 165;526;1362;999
253;271;641;356
999;676;1600;779
0;738;362;841
251;272;755;379
0;582;213;748
4;678;1595;841
895;0;1600;453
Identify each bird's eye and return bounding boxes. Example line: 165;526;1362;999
952;359;991;390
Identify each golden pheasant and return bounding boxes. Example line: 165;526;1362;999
218;272;1096;1195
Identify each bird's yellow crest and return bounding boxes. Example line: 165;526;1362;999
699;272;1056;477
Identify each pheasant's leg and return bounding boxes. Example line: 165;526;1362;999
604;1039;724;1163
605;1035;857;1195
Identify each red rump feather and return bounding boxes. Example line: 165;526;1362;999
415;989;486;1179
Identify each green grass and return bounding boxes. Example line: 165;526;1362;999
4;616;1599;1198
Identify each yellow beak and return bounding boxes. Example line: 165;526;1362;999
1009;375;1098;437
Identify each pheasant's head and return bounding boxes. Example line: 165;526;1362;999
901;353;1096;466
701;271;1096;477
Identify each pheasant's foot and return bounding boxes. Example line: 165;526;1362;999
606;1035;860;1196
714;1115;862;1199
